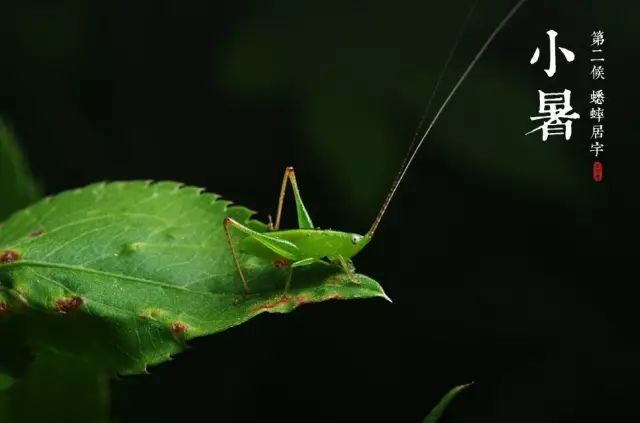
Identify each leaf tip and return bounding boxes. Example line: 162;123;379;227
423;382;474;423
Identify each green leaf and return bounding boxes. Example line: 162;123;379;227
0;118;41;221
423;382;473;423
0;181;387;375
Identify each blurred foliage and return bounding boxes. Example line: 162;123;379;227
0;351;109;423
0;119;41;221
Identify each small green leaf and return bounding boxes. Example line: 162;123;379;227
0;118;41;221
0;181;387;375
423;382;473;423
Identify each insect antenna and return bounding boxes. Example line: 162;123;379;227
367;0;528;237
393;0;480;195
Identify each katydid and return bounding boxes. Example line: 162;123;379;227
223;0;528;293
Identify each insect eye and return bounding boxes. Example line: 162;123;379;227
351;234;361;244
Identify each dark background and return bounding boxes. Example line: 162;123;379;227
1;0;638;421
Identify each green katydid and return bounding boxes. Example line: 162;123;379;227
223;0;528;293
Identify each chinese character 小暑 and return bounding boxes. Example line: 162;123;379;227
530;30;575;77
526;89;580;141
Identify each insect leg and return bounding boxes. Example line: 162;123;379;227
335;255;360;284
284;258;324;291
273;166;314;230
223;217;250;292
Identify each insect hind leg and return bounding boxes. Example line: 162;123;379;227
223;217;301;293
223;217;250;292
273;166;314;230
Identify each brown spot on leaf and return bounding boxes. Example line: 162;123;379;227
54;296;84;314
170;321;188;335
295;295;310;306
28;229;44;238
252;295;292;312
0;250;20;264
0;303;7;316
326;294;342;301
